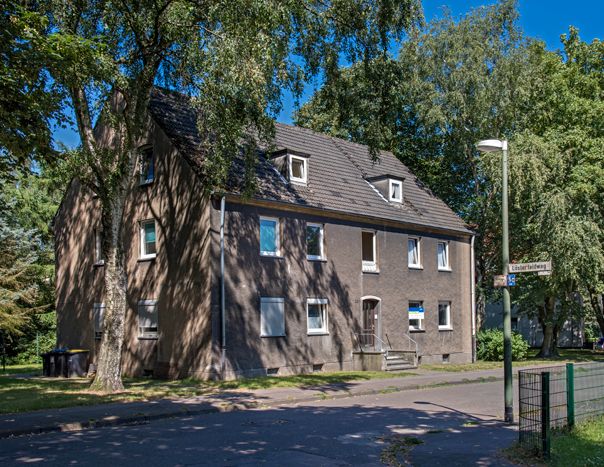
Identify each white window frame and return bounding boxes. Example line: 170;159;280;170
259;216;281;257
389;179;403;203
260;297;285;337
408;237;422;269
307;298;329;335
438;301;452;330
361;230;377;272
139;219;157;260
306;223;324;260
408;301;424;331
93;303;105;339
137;300;158;339
437;241;451;271
288;154;308;185
94;228;104;265
139;147;155;185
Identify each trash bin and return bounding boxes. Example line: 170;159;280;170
41;349;89;377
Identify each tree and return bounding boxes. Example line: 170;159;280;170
296;0;536;329
0;1;66;175
480;29;604;356
0;173;58;352
37;0;422;391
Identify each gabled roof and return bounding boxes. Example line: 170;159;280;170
149;88;471;235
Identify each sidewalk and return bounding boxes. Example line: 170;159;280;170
0;368;511;439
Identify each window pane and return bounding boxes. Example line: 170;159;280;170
291;159;304;179
140;149;154;183
143;221;156;255
308;304;324;331
438;242;448;268
439;303;449;326
306;225;321;257
362;232;374;262
391;182;401;200
260;219;277;253
408;239;418;265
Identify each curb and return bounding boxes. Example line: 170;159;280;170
0;375;503;439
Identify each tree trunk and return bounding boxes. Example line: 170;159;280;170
537;297;558;358
589;292;604;337
90;185;130;392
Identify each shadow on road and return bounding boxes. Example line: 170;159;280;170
1;401;517;466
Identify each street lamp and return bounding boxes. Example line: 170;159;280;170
476;138;514;424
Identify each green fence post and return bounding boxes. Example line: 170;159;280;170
541;371;551;459
566;363;575;428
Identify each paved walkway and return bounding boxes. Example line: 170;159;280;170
0;367;524;439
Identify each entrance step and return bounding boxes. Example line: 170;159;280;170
383;349;418;371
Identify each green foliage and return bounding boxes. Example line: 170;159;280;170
0;172;61;358
476;329;530;361
0;1;67;174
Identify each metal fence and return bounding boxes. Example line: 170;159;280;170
518;362;604;457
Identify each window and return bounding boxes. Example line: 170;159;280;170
362;231;377;272
306;223;324;260
408;237;421;268
307;299;328;334
260;297;285;337
94;228;104;265
389;180;402;203
437;241;450;270
140;220;157;259
139;147;154;185
289;155;307;184
93;303;105;339
409;301;424;331
137;300;158;339
259;217;280;256
438;301;452;330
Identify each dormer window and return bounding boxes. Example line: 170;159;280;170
389;179;402;203
289;155;307;185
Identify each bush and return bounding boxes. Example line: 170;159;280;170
477;328;530;361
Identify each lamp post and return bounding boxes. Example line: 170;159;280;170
477;138;514;424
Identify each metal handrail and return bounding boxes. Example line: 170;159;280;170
355;333;390;352
401;333;419;355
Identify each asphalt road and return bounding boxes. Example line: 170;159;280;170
0;380;518;466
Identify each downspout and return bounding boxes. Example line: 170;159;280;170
470;235;477;362
220;196;226;376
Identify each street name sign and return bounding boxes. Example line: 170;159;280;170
509;261;551;274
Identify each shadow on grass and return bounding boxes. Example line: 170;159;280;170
0;370;416;414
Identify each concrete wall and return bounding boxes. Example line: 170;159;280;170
211;203;473;378
55;121;212;378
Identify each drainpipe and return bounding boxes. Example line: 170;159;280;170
470;235;477;362
220;196;226;376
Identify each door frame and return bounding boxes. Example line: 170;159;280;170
361;296;382;351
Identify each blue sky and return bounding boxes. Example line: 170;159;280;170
53;0;603;148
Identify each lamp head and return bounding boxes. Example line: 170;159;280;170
476;139;507;152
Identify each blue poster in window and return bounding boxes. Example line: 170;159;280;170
408;305;424;320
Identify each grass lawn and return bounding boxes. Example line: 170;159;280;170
549;416;604;466
421;348;604;372
0;368;415;415
506;416;604;466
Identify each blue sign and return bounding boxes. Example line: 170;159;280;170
507;274;516;286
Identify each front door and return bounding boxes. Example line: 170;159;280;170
361;298;380;350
